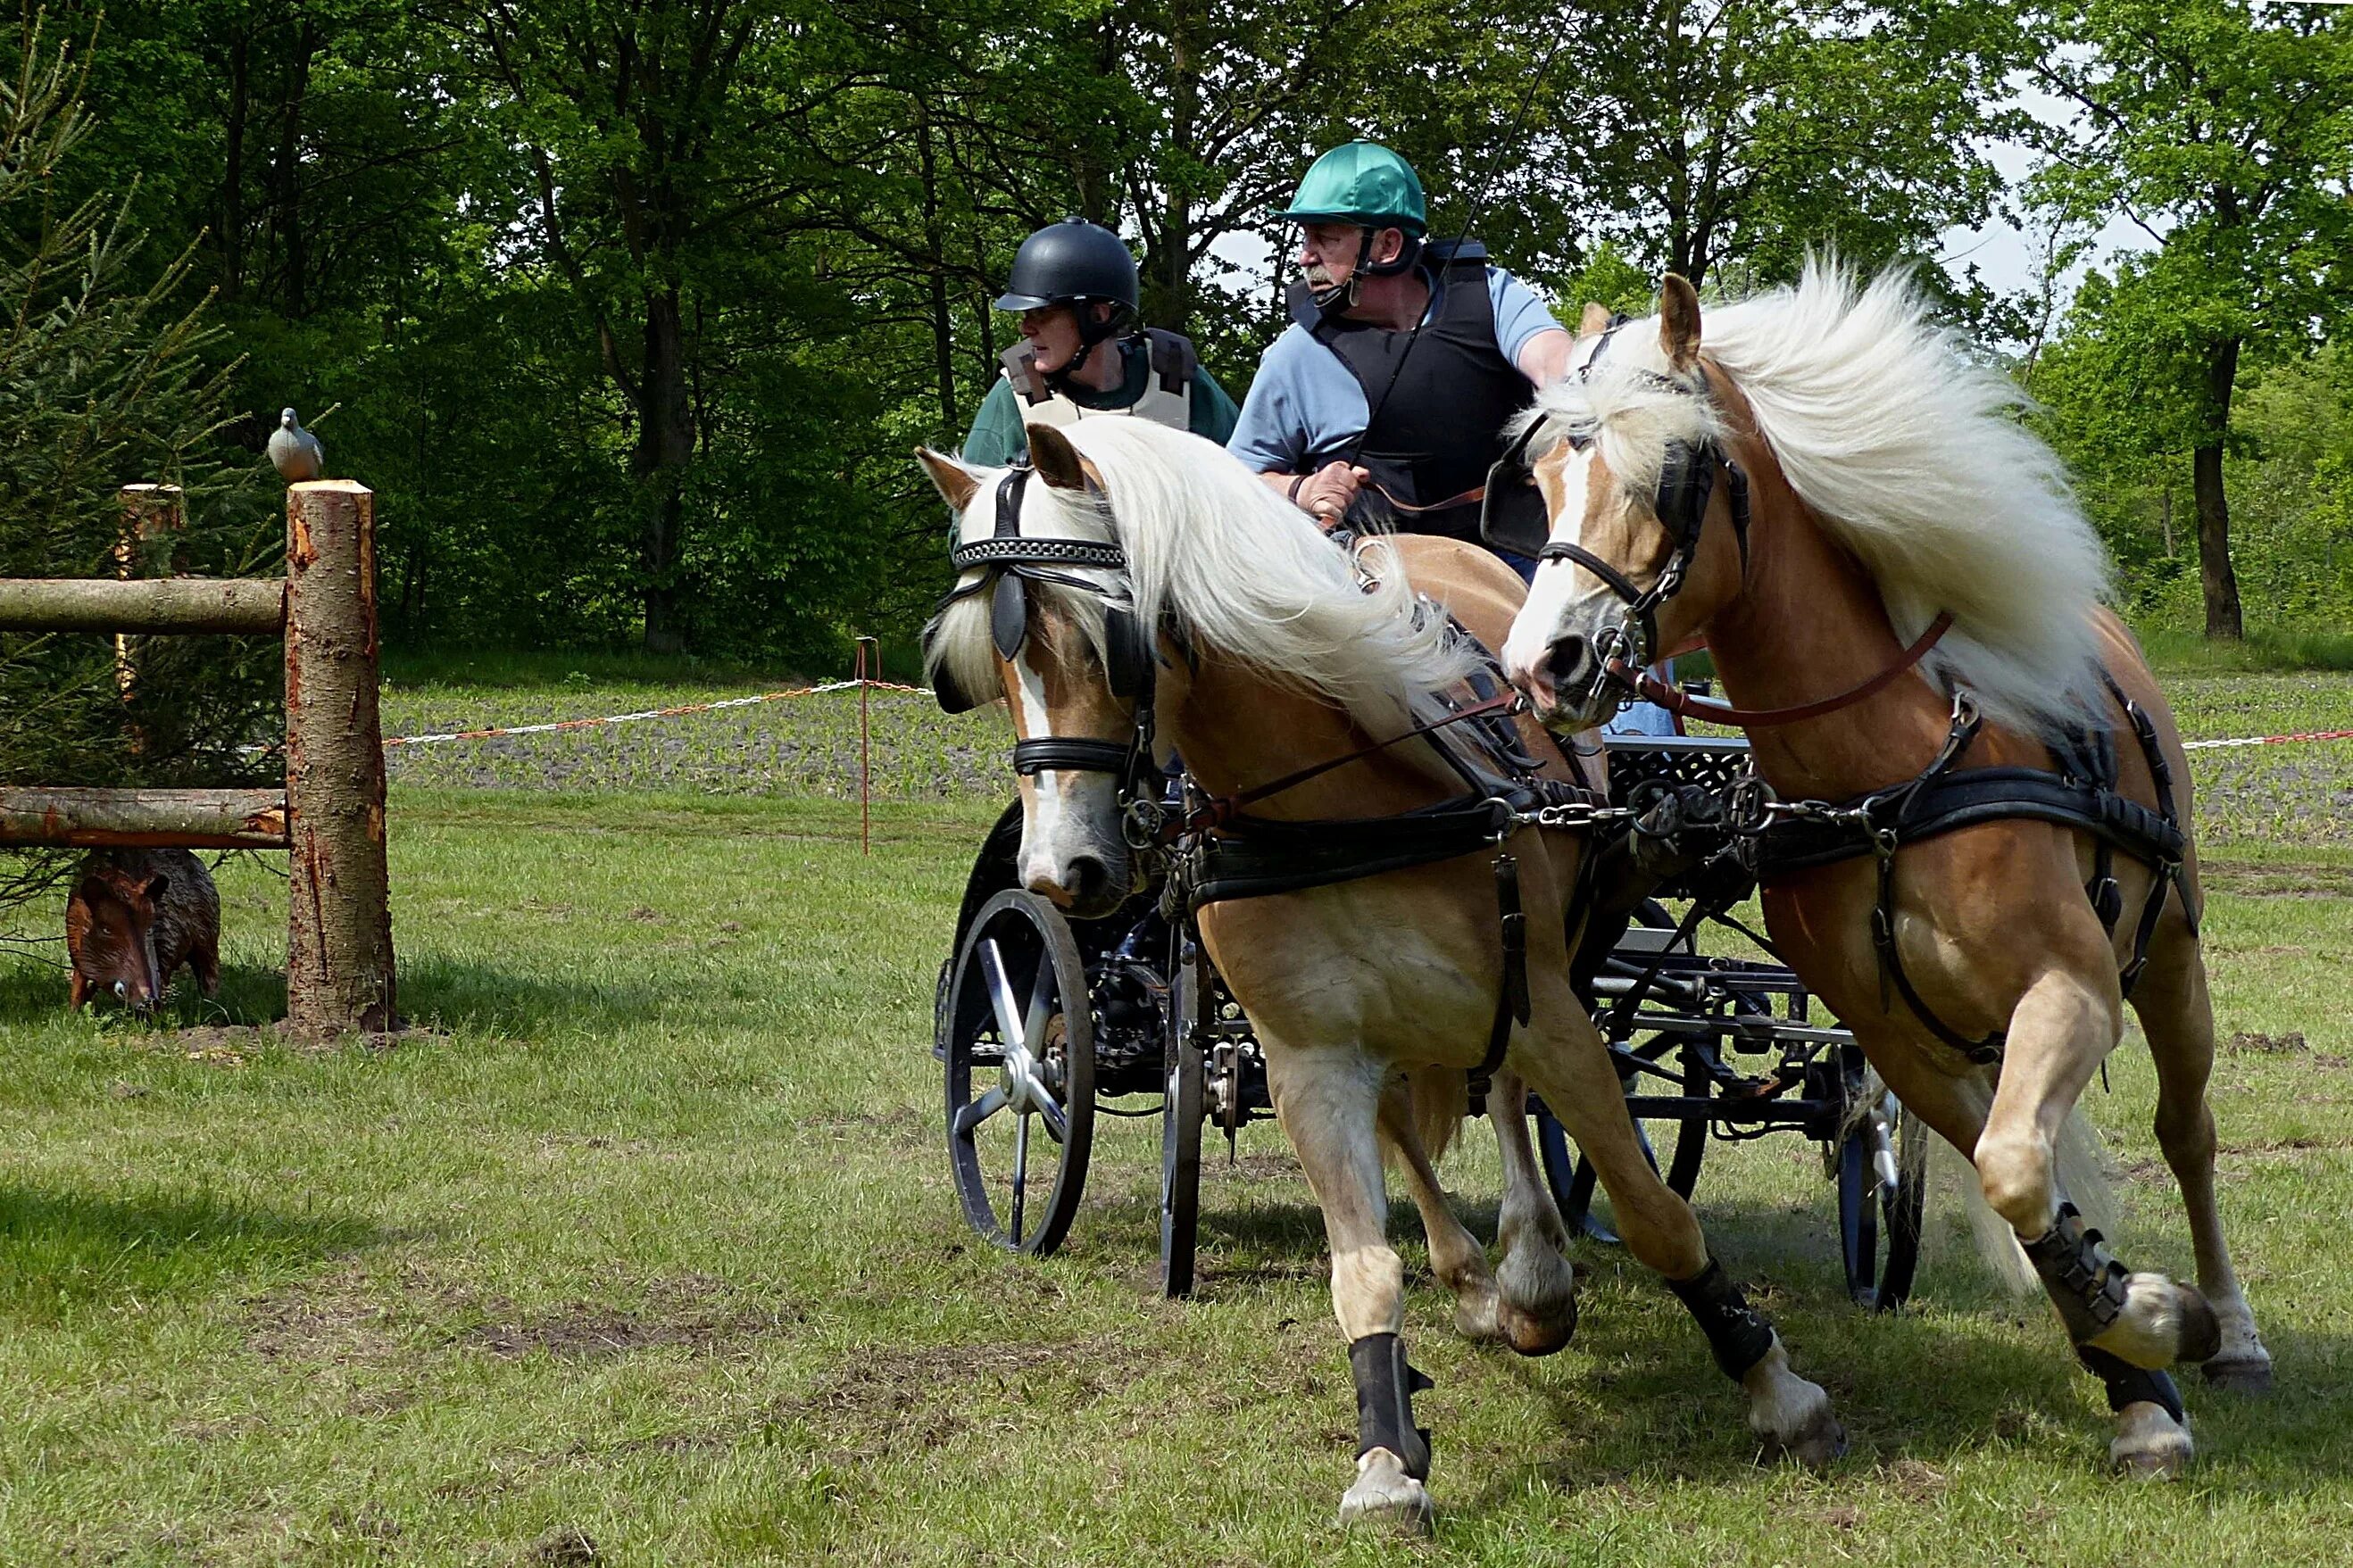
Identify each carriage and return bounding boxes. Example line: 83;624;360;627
933;730;1925;1308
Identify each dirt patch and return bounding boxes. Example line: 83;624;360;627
154;1020;446;1065
2226;1031;2308;1056
780;1334;1131;1464
455;1275;797;1361
523;1528;600;1564
2216;1135;2353;1159
245;1262;410;1365
2201;862;2353;900
801;1103;930;1145
1879;1457;1953;1502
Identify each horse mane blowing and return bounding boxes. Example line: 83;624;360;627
1533;258;2113;742
932;419;1475;733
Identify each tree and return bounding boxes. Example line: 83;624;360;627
2027;0;2353;638
0;19;278;926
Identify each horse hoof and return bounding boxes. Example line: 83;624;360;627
2174;1284;2222;1365
1760;1412;1847;1470
2202;1355;2274;1395
2110;1402;2192;1481
1496;1299;1577;1357
1451;1290;1506;1346
1339;1451;1433;1534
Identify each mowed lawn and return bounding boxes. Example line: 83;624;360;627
1;681;2350;1563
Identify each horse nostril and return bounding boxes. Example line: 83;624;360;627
1548;633;1596;693
1068;855;1109;906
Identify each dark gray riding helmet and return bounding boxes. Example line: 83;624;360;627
994;218;1140;316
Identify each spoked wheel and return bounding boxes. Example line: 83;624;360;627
1160;952;1207;1298
1535;1039;1708;1244
1835;1076;1925;1310
942;889;1096;1255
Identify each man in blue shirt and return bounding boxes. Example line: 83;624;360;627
1230;142;1676;733
1228;142;1569;544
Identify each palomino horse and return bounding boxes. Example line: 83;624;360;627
918;417;1842;1528
1498;263;2269;1477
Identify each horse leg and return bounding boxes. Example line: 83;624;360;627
1484;1072;1580;1356
1376;1072;1503;1346
1271;1043;1434;1531
1975;962;2210;1478
1512;1000;1843;1464
2130;927;2271;1394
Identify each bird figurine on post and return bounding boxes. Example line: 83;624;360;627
267;408;325;483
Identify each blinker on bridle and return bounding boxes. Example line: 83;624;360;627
921;460;1156;782
1478;321;1751;709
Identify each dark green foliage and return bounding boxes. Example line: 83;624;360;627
0;21;279;919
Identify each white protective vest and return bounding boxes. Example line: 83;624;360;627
998;328;1195;432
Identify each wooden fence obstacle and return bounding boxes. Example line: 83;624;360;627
0;479;395;1035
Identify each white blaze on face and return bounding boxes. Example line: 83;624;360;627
1501;440;1613;690
1011;646;1121;895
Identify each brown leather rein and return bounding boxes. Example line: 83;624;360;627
1607;610;1956;729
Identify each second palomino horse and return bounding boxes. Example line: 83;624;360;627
1498;262;2268;1477
919;416;1843;1528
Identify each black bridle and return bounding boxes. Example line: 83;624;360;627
1482;326;1751;708
922;463;1159;789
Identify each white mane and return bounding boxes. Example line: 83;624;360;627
926;419;1474;734
1526;260;2109;741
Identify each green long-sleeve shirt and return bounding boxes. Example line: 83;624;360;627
960;338;1239;469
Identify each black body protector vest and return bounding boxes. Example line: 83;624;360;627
1285;240;1545;545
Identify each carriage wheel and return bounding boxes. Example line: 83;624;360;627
1160;955;1207;1298
942;889;1096;1256
1836;1089;1926;1310
1534;1041;1708;1244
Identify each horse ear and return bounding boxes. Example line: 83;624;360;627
1658;274;1701;372
1578;301;1613;336
916;447;979;511
1025;423;1088;490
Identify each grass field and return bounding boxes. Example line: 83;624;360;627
1;666;2349;1564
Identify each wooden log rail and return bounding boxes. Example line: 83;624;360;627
0;787;289;849
1;480;395;1036
0;577;286;635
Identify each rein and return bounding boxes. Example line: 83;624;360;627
1611;610;1956;729
1174;689;1523;837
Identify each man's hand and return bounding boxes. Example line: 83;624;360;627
1293;460;1368;528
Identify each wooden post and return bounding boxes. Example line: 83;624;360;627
284;480;395;1035
112;485;186;740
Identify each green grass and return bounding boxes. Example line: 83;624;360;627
0;778;2349;1564
4;664;2352;1563
2138;625;2353;676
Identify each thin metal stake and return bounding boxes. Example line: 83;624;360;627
854;635;878;856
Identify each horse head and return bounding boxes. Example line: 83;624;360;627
1500;276;1751;729
917;424;1152;918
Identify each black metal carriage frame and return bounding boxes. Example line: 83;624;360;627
934;734;1925;1307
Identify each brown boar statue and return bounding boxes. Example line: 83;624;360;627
65;848;220;1015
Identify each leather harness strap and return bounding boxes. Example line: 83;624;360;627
1613;611;1957;730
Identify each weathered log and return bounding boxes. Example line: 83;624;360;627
284;480;395;1036
0;576;286;635
0;787;288;848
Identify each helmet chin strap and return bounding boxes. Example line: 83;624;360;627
1054;303;1127;379
1309;228;1422;316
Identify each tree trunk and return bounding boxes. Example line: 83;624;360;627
0;787;288;849
2193;336;2243;640
918;100;958;439
1152;0;1199;332
273;21;318;318
636;286;694;653
284;481;395;1036
222;25;249;303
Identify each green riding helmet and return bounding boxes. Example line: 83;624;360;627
1276;142;1428;236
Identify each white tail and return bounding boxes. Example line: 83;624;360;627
1928;1069;2119;1296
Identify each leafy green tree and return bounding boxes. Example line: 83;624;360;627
2027;0;2353;638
